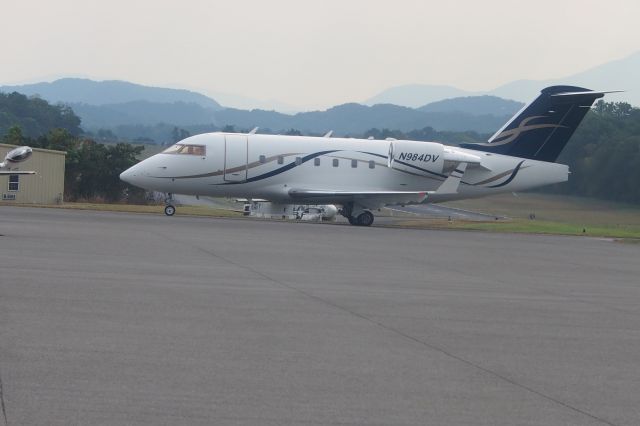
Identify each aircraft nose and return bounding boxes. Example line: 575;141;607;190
120;165;138;185
120;157;164;190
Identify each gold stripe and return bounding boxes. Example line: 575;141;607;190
490;116;566;146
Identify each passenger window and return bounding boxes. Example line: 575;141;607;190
351;159;358;168
277;156;284;164
259;155;266;163
332;158;339;167
314;157;320;166
369;160;375;169
295;157;302;165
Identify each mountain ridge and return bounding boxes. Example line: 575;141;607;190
0;78;519;136
366;51;640;107
1;63;628;141
0;78;223;110
417;95;523;116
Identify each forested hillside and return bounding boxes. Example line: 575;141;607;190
417;95;523;116
359;126;488;144
1;94;142;202
0;92;81;137
553;101;640;203
216;103;508;135
2;79;514;139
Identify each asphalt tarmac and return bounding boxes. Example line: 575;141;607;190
1;206;639;426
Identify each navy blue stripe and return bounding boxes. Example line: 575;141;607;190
361;151;448;179
358;151;387;159
218;150;338;185
394;159;448;179
487;160;525;188
361;150;470;184
213;149;522;189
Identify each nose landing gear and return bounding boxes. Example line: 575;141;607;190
164;204;176;216
164;193;176;216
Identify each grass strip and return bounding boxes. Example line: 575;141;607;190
395;218;640;239
2;202;241;218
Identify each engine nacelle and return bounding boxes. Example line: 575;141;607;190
321;204;338;220
388;141;445;175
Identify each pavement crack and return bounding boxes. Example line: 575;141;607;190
0;370;8;426
158;232;620;426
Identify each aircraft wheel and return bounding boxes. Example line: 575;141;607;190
347;216;358;225
356;211;374;227
164;205;176;216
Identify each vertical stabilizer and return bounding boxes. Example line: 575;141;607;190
460;86;613;162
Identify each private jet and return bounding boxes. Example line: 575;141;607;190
0;146;35;175
120;86;615;226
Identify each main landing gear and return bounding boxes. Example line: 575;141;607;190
164;193;176;216
343;203;375;227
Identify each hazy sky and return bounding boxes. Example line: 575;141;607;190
2;0;639;109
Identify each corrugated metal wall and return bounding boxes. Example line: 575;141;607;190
0;144;66;204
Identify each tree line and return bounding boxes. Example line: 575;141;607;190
552;101;640;204
0;92;82;137
2;126;144;202
2;91;639;204
1;92;145;202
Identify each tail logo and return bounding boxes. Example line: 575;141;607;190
490;116;566;146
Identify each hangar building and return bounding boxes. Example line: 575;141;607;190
0;143;66;204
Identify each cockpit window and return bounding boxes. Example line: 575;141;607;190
162;144;206;156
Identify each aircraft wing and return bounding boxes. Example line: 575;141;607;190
288;166;466;207
289;189;429;208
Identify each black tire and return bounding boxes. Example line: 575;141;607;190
356;211;374;227
347;216;358;225
164;205;176;216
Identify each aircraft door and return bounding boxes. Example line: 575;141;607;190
224;134;248;182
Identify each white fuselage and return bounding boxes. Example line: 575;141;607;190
121;132;568;205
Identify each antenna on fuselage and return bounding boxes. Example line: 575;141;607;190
323;130;333;138
248;127;259;135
